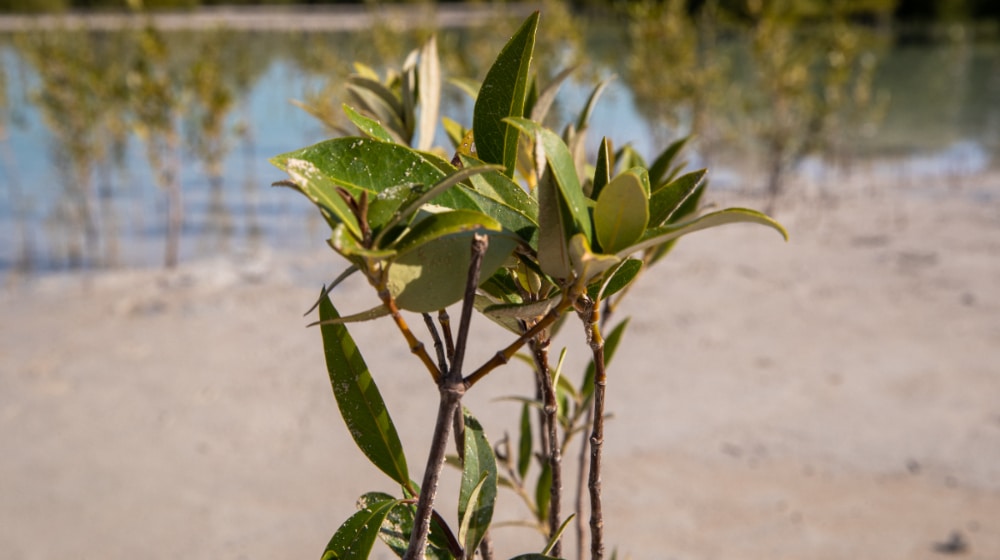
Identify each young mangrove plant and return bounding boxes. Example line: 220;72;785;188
271;12;787;560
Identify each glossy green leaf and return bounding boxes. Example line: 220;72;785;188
594;170;649;254
342;103;396;143
329;223;395;260
375;164;504;247
582;318;630;402
591;137;613;200
319;296;409;486
458;410;498;555
535;164;573;280
321;494;400;560
392;209;501;255
271;137;446;200
620;208;789;258
363;494;453;560
648;136;689;187
473;12;538;177
460;154;539;221
505;117;592;242
587;257;643;302
416;35;441;152
648;169;707;228
270;158;360;239
518;402;532;480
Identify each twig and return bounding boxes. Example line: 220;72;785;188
377;284;441;384
463;300;569;389
423;312;449;374
575;403;592;560
439;309;456;362
530;331;562;556
404;234;489;560
578;296;607;560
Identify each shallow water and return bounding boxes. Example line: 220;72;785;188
0;14;997;275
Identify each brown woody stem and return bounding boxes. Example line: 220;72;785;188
404;235;488;560
529;332;562;556
578;297;607;560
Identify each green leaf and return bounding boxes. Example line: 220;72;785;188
518;402;532;480
505;117;592;241
387;227;519;313
542;514;576;556
591;137;613;200
308;303;390;326
392;209;501;255
270;158;360;239
416;35;441;151
349;75;405;119
594;169;649;254
535;461;552;524
318;296;409;486
458;410;498;555
346;84;405;140
473;12;539;177
329;223;395;260
342;103;396;143
582;318;630;403
271;137;446;200
648;169;706;228
569;233;621;287
535;164;573;280
620;208;789;258
375;164;504;247
648;136;689;187
442;117;465;150
587;257;642;302
365;494;453;560
460;154;539;222
321;494;400;560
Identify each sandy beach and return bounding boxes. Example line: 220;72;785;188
2;170;999;559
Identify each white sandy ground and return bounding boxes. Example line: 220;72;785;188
1;172;999;559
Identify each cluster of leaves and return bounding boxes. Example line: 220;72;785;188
272;12;785;560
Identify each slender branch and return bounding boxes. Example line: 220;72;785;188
578;297;607;560
439;309;456;362
463;299;570;389
404;235;489;560
377;285;441;384
530;332;562;557
423;312;449;374
575;403;593;560
449;234;487;380
403;390;464;560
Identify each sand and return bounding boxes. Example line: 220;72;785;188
2;171;999;559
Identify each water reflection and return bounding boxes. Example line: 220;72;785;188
0;7;996;276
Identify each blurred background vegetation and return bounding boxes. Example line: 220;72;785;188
0;0;998;22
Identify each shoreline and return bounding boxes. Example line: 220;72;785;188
0;3;540;32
